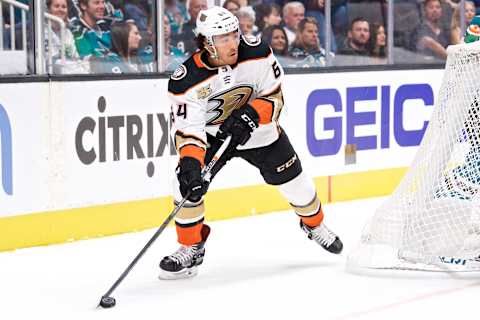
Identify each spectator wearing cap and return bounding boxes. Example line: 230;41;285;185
338;17;370;56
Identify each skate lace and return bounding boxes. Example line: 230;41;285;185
170;245;197;265
311;224;336;247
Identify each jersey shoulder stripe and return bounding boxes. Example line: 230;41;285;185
168;53;216;95
237;36;271;63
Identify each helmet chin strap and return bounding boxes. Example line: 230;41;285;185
206;46;219;60
205;36;220;60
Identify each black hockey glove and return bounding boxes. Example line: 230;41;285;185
217;104;259;146
177;157;208;203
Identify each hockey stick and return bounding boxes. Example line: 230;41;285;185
98;135;232;308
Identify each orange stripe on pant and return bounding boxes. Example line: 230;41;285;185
176;221;204;246
297;208;324;228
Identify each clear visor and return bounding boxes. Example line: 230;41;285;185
212;30;240;47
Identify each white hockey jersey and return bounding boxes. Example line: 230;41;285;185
168;36;285;164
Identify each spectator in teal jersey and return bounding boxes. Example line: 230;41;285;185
162;15;187;70
90;21;148;73
70;0;112;58
165;0;189;35
67;0;123;22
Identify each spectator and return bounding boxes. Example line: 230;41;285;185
413;0;450;60
47;0;78;59
370;23;386;58
223;0;241;16
338;17;370;56
90;21;146;73
451;0;476;44
299;0;348;52
262;25;290;57
103;0;124;22
282;2;305;48
46;0;91;73
254;3;281;35
165;0;189;35
173;0;207;55
162;15;187;71
236;7;256;36
67;0;123;22
290;17;329;67
70;0;112;59
124;0;150;32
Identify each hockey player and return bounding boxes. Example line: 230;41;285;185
159;6;343;280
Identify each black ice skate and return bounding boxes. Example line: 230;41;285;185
159;225;210;280
300;221;343;254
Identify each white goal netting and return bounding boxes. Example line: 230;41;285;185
347;41;480;272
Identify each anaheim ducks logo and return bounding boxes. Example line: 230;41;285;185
467;24;480;36
207;85;254;125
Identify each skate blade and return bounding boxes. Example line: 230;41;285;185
158;266;198;280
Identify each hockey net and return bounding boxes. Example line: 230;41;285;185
347;41;480;272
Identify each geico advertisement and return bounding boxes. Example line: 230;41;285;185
0;83;50;217
281;69;444;176
59;80;177;208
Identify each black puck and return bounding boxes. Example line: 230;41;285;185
99;296;116;308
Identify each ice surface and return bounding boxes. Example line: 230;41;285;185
1;197;478;320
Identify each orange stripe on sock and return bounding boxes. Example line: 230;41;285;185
299;208;324;228
180;145;205;166
176;222;204;246
250;98;273;124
